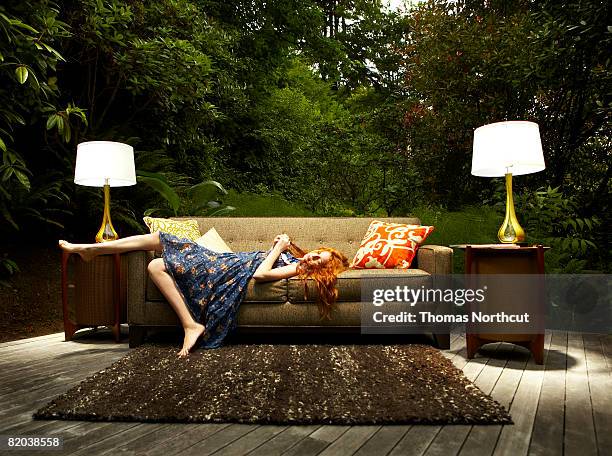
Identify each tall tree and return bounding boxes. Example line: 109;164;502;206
396;0;610;206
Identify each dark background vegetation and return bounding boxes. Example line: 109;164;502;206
0;0;609;294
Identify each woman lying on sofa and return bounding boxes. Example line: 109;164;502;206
59;231;349;357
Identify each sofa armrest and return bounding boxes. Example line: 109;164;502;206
126;250;150;324
416;245;453;274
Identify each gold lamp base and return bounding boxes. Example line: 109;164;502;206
95;183;119;243
498;173;525;244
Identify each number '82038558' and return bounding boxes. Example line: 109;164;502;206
1;435;63;450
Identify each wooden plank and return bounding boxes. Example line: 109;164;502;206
247;425;320;456
492;332;551;456
0;341;125;375
353;425;411;456
69;423;163;456
0;345;116;378
114;423;225;456
317;425;380;456
456;344;527;456
0;348;128;398
460;345;497;382
144;424;231;456
469;343;515;396
0;336;114;360
424;342;506;456
0;344;72;365
583;333;612;455
0;417;83;436
0;347;127;397
388;426;441;456
174;424;260;456
563;332;598;456
455;342;513;456
483;344;529;402
0;328;123;350
423;425;471;456
211;425;287;456
441;332;465;361
0;355;128;430
527;331;567;456
282;426;349;456
47;421;139;454
0;341;126;374
114;423;196;455
600;334;612;373
441;331;463;359
0;332;65;349
0;350;126;410
449;346;470;370
0;349;125;390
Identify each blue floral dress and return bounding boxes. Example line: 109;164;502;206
158;231;299;349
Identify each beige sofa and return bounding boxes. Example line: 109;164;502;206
126;217;453;349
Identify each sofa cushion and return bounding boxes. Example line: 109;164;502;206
350;220;435;269
143;216;201;241
195;227;233;253
288;268;431;303
146;275;286;303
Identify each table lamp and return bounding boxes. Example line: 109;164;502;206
74;141;136;242
472;121;545;243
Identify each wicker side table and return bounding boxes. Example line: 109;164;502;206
61;251;127;342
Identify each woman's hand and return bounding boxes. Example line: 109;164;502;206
273;234;291;251
254;233;298;282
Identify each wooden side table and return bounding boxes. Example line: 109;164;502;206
453;244;548;364
61;251;127;342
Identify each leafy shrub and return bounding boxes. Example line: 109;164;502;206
516;186;600;272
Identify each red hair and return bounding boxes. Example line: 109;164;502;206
289;243;350;320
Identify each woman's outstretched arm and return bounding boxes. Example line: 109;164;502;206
253;234;298;282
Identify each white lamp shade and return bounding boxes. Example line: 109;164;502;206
472;121;545;177
74;141;137;187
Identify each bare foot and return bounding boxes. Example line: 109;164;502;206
58;240;98;262
177;323;205;358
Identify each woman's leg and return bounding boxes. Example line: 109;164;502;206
147;258;205;358
59;231;162;262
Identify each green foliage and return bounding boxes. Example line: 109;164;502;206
516;186;601;272
0;0;608;276
397;0;610;208
45;103;88;143
238;59;419;217
62;0;221;172
139;173;234;218
0;254;19;287
0;1;76;239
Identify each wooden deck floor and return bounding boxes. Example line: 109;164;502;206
0;329;610;456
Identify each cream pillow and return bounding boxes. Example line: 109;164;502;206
143;216;201;241
195;227;233;253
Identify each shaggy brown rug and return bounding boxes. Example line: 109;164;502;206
33;344;512;425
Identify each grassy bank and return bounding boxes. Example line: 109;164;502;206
224;190;315;217
413;205;501;273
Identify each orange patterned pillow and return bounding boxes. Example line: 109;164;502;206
350;221;434;269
